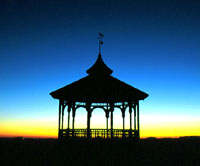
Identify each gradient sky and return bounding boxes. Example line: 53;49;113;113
1;0;200;138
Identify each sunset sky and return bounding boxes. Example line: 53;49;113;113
1;0;200;138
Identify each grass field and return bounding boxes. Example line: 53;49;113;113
1;137;200;166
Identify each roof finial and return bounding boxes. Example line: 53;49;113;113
98;32;104;54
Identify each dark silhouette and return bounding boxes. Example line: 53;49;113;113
1;137;200;166
50;34;148;140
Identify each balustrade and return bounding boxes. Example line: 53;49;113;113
61;129;136;138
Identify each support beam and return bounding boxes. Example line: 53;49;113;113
121;106;125;138
61;103;64;130
137;101;140;139
72;103;76;137
105;109;109;138
129;105;132;130
134;104;136;131
86;103;92;138
58;100;62;139
129;103;133;137
66;103;71;137
67;104;71;129
110;103;114;139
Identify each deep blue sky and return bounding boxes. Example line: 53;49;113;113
1;0;200;137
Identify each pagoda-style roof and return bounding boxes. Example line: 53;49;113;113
87;53;113;75
50;54;148;103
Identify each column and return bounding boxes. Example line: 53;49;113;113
72;103;76;137
121;108;125;138
66;104;71;137
67;104;71;129
129;103;133;137
129;105;132;130
110;103;114;139
61;103;64;130
105;109;109;138
58;100;62;139
86;103;92;138
137;101;140;139
134;104;136;131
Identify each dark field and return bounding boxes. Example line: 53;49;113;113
0;137;200;166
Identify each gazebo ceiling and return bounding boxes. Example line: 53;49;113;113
50;54;148;103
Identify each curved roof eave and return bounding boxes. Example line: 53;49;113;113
50;75;149;102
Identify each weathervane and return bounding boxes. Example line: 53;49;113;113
98;32;104;54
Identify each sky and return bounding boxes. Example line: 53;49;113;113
0;0;200;138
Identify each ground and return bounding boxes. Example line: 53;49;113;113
0;137;200;166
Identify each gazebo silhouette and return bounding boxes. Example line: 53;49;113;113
50;35;148;140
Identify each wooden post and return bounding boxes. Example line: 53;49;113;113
61;103;64;130
129;103;132;137
129;105;132;130
137;101;140;139
105;110;109;138
110;103;114;139
67;104;71;129
134;104;136;131
111;111;113;138
86;103;91;138
106;117;108;133
72;103;76;137
58;100;61;139
121;108;125;138
87;111;91;138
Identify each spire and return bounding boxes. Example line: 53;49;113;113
86;33;113;76
86;53;113;75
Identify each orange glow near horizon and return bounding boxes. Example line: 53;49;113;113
1;114;199;139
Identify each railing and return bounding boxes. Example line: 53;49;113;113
60;129;137;138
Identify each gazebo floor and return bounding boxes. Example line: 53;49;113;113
59;129;138;139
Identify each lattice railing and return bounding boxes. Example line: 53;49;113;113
60;129;136;138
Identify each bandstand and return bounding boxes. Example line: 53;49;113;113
50;36;148;140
